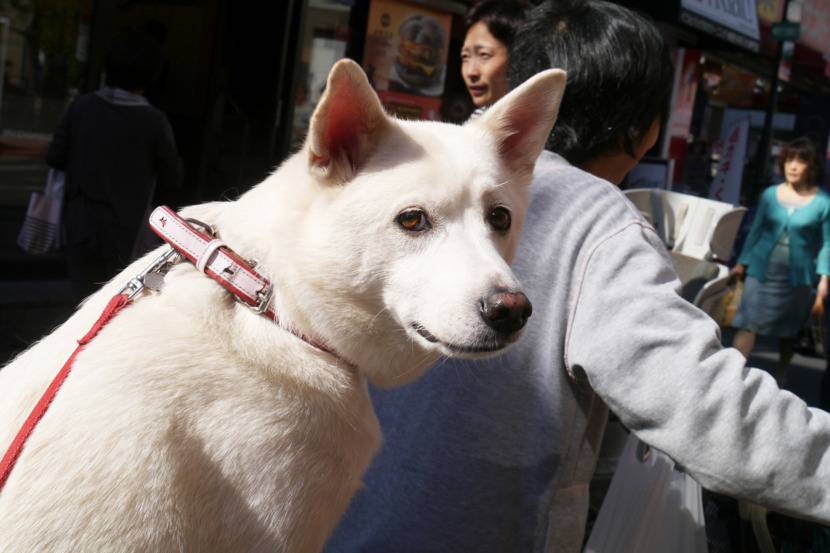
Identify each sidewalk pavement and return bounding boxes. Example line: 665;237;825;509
740;331;827;408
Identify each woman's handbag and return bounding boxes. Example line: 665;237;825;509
17;169;65;255
716;279;743;328
584;434;707;553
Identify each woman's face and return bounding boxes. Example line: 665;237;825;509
784;156;810;186
461;22;509;108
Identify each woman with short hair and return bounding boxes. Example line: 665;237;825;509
731;136;830;384
461;0;527;111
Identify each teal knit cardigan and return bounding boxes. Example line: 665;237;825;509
737;184;830;286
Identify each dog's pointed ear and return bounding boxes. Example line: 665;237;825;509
306;59;389;183
473;69;567;175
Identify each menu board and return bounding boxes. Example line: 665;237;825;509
363;0;452;120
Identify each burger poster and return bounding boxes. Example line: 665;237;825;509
363;0;451;120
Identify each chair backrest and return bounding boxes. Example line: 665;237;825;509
672;194;740;259
669;251;724;303
623;188;689;248
623;188;655;225
709;207;748;262
691;273;731;316
624;188;745;262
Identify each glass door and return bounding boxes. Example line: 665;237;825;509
0;0;92;206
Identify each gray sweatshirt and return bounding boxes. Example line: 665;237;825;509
324;151;830;553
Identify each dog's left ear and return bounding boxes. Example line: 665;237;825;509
473;69;567;175
306;59;389;183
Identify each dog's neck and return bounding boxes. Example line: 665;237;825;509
167;204;356;384
180;157;441;388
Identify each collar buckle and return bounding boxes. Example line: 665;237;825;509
236;283;273;315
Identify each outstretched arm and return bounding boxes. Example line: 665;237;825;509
567;221;830;523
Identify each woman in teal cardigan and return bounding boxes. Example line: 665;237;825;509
731;137;830;385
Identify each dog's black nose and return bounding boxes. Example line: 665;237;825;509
479;290;532;334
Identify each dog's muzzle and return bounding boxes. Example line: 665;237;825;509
479;290;532;334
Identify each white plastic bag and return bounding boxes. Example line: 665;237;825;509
17;169;64;254
584;434;707;553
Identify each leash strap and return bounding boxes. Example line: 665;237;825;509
1;207;354;493
0;293;132;492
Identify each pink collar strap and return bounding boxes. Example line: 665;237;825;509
149;206;353;368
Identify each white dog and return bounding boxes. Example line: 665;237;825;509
0;60;564;552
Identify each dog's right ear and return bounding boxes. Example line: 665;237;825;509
472;68;566;177
306;59;389;183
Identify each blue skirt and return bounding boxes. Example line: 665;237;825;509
732;240;813;338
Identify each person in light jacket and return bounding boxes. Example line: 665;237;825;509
324;2;830;552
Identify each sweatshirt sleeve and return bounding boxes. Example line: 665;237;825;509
815;202;830;277
737;189;769;266
566;221;830;523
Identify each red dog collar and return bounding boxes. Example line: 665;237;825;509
149;206;273;314
149;206;352;367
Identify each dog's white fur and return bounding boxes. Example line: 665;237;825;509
0;60;564;552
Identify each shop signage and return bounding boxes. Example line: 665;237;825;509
362;0;452;120
777;40;795;82
709;114;750;206
757;0;785;25
668;49;700;140
771;21;800;41
800;0;830;59
680;0;761;52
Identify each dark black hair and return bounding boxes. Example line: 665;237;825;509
139;18;169;46
465;0;529;49
105;29;163;92
778;137;824;186
508;0;673;166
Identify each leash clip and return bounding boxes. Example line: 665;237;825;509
118;246;183;300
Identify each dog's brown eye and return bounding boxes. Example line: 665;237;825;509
488;206;511;232
397;208;430;232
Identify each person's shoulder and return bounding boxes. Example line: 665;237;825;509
531;151;642;221
812;186;830;210
142;104;170;125
532;151;616;192
71;92;104;110
120;102;171;133
57;93;107;122
756;184;779;204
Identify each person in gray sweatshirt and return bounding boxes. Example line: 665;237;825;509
324;1;830;552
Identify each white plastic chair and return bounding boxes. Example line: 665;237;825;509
623;188;747;319
624;188;690;249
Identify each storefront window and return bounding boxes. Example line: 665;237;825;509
0;0;90;204
290;0;355;150
288;0;467;151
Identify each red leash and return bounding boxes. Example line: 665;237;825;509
0;293;132;491
0;205;354;493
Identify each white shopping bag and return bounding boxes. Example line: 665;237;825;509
584;434;707;553
17;169;65;254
